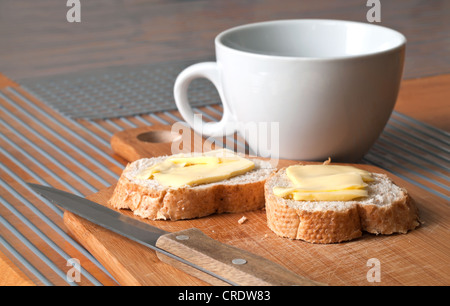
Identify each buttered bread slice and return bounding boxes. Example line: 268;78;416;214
265;164;420;244
108;149;275;220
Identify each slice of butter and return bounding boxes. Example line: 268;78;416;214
153;158;254;187
135;159;185;180
135;149;255;188
292;189;368;201
273;173;366;197
286;165;374;184
168;156;221;165
274;164;373;201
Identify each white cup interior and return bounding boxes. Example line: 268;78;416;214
218;19;406;59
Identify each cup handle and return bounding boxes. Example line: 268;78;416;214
174;62;236;137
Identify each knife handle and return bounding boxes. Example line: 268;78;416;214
155;228;324;286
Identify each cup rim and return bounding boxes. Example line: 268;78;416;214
215;19;407;61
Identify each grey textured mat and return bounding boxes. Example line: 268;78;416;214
19;58;219;119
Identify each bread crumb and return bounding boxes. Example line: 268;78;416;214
323;157;331;165
238;216;248;224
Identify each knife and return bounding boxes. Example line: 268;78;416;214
28;183;324;286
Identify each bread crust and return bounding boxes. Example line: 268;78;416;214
264;168;420;244
108;159;273;220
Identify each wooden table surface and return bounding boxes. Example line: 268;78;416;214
0;0;449;286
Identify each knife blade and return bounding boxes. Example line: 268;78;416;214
28;183;324;286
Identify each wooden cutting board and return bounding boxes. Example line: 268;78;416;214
63;125;450;286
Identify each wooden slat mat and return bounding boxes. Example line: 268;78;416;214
0;79;449;285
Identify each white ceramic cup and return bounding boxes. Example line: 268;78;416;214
173;19;406;162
